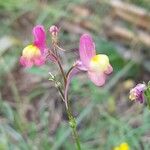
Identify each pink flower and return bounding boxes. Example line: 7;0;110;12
20;25;47;67
129;83;146;103
76;34;113;86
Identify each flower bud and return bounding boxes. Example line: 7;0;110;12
49;25;59;37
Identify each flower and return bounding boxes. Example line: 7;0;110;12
76;34;113;86
113;142;130;150
20;25;47;67
129;83;146;103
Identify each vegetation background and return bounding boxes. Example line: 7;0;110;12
0;0;150;149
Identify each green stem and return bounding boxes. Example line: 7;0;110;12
145;88;150;110
72;126;81;150
66;107;81;150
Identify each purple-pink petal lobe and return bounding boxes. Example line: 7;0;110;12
79;34;96;68
33;25;46;52
88;71;106;86
20;56;33;67
104;64;113;75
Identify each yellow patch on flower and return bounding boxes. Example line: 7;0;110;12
113;142;130;150
129;90;136;101
90;54;110;72
22;44;41;59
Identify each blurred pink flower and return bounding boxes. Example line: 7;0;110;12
76;34;113;86
20;25;47;67
129;83;146;103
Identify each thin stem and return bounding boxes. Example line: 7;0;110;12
52;43;67;85
72;127;81;150
57;59;67;85
56;45;66;51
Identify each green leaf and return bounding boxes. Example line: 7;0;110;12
0;100;14;122
145;85;150;109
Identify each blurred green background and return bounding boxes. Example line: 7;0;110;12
0;0;150;150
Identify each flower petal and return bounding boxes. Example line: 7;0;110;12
88;71;106;86
79;34;96;68
34;56;45;66
20;56;33;67
104;64;113;74
135;83;146;92
33;25;46;52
